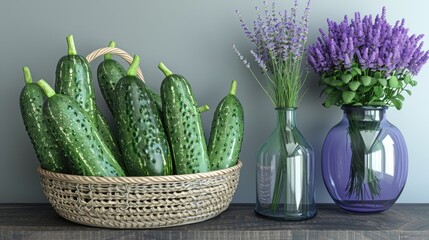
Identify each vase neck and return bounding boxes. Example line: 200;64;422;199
276;108;297;128
342;106;387;122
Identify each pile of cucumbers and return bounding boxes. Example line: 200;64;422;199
19;35;244;177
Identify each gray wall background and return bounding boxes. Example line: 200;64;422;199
1;0;428;203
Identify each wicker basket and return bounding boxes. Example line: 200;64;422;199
38;46;242;228
39;161;241;229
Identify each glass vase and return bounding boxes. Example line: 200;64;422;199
322;106;408;212
255;108;317;220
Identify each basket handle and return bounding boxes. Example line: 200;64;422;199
85;47;145;82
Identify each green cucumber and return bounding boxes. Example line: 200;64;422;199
97;41;127;114
114;55;172;176
55;35;97;124
95;107;125;172
159;62;210;174
208;80;244;170
55;36;123;171
97;41;162;112
149;87;163;111
37;80;125;177
19;67;68;173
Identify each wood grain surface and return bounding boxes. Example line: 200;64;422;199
1;204;429;240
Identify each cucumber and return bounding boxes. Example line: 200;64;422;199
97;41;127;114
55;36;123;172
19;67;68;173
37;80;125;177
97;41;162;113
55;35;97;124
208;80;244;170
159;62;210;174
95;107;125;172
149;87;163;112
114;55;172;176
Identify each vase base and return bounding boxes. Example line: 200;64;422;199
334;199;398;213
254;206;317;221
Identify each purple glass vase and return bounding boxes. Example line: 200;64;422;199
322;106;408;212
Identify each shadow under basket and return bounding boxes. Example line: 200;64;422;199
38;161;242;229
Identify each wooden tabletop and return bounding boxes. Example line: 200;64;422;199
1;203;428;240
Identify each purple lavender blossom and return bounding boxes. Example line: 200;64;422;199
234;0;311;108
308;7;429;76
250;50;268;72
236;0;311;74
232;44;251;69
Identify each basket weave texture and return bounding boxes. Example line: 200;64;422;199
39;161;241;229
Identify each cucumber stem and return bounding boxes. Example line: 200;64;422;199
105;41;116;60
198;105;210;113
22;66;32;84
229;80;237;95
158;62;173;77
37;80;56;98
127;54;140;77
66;35;77;55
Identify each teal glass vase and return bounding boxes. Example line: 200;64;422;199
255;108;317;220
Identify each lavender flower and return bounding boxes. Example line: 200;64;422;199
308;7;429;76
250;50;268;72
234;0;311;108
307;7;429;109
232;44;251;69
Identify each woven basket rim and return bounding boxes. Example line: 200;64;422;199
38;161;242;184
85;46;145;81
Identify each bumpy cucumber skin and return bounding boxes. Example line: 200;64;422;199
56;55;123;168
97;59;126;114
97;59;162;113
19;84;68;173
43;94;125;177
161;74;210;174
95;108;125;172
149;88;162;111
114;76;172;176
55;55;97;124
208;93;244;170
